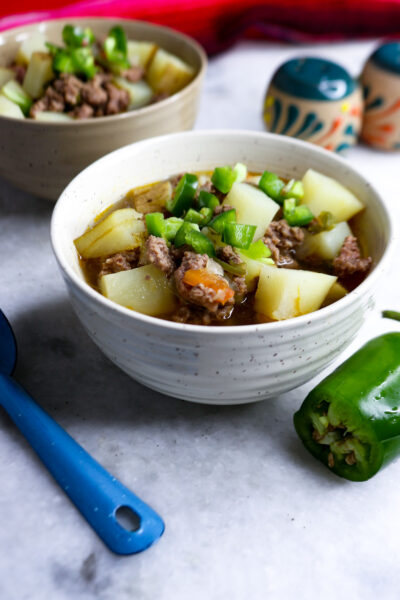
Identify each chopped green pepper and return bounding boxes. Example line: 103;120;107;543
223;223;256;249
45;42;59;56
103;25;130;69
283;198;314;227
164;217;184;241
167;174;198;217
184;207;213;226
52;46;97;79
71;47;97;79
62;24;95;48
233;162;247;183
208;209;236;234
174;222;200;247
145;212;165;237
185;229;216;257
199;207;213;224
382;310;400;322
294;333;400;481
308;211;335;233
1;80;32;115
240;239;274;264
145;213;185;242
184;208;205;225
281;179;304;201
174;222;215;256
198;190;220;211
52;49;75;74
258;171;285;202
214;257;246;276
211;166;236;194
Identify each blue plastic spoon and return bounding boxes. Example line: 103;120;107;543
0;311;164;555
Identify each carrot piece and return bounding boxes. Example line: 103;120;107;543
182;268;234;305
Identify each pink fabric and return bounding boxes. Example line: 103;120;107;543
1;0;400;54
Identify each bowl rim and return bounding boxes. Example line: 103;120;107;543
0;16;207;127
51;129;396;336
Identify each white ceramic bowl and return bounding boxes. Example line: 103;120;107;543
51;131;393;405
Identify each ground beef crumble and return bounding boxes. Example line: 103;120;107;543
54;73;83;106
29;71;130;119
333;236;372;278
120;66;144;82
263;219;304;268
99;249;140;277
231;275;247;298
174;251;235;316
9;63;26;84
30;86;65;117
213;204;234;216
198;180;225;202
81;75;108;107
71;103;94;119
143;235;175;276
217;245;242;264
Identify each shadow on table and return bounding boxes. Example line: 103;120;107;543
4;295;340;485
0;176;52;218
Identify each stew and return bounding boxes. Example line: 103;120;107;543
0;24;195;120
75;165;372;326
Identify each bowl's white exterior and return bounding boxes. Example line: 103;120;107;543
51;131;393;404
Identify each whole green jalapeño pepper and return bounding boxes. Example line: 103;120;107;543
294;333;400;481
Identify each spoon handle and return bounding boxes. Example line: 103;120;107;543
0;374;164;555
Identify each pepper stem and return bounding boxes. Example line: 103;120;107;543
310;409;365;468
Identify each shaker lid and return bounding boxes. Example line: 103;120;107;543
272;57;356;101
371;41;400;75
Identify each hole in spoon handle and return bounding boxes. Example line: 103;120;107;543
115;506;141;531
0;375;164;555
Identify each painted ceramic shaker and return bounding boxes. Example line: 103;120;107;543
263;57;363;152
361;41;400;150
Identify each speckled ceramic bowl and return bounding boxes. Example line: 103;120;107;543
0;18;206;200
51;130;393;405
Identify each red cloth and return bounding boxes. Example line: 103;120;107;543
1;0;400;54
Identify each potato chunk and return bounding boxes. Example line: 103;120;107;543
322;281;348;307
224;183;280;241
100;264;176;316
113;77;153;109
127;41;158;68
302;169;364;222
33;111;74;122
0;95;24;119
74;208;145;258
255;265;336;320
23;52;54;99
16;32;48;65
1;79;32;115
299;221;352;261
0;67;15;88
146;49;195;95
126;181;172;214
238;253;276;292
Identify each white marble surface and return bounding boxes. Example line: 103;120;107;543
1;39;400;600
